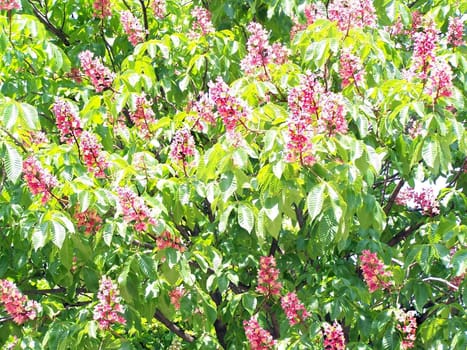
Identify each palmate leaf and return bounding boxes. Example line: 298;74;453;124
3;143;22;183
307;183;326;222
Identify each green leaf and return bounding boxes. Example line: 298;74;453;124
19;102;40;129
51;221;66;248
307;183;325;221
422;138;440;172
3;143;22;183
452;249;467;276
1;101;19;130
238;203;254;233
242;294;257;315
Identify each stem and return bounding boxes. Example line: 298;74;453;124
387;222;424;246
27;0;70;46
154;309;195;343
383;179;405;215
422;277;459;291
138;0;149;40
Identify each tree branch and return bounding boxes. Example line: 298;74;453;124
422;277;459;291
387;222;424;246
154;309;195;343
27;0;70;46
384;179;405;215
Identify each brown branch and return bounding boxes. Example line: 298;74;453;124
154;309;195;343
27;0;70;46
387;222;424;246
384;179;405;215
447;157;467;188
293;203;306;230
138;0;149;39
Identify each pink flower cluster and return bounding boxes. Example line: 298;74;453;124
323;321;346;350
79;131;108;178
156;231;185;252
188;93;216;132
189;6;214;39
396;309;417;349
447;17;464;47
395;186;440;216
117;187;157;232
169;128;197;166
25;130;49;147
280;292;309;326
75;208;103;235
288;73;347;164
120;11;145;46
93;276;126;330
23;157;59;204
256;256;282;297
328;0;377;31
425;58;453;100
52;99;83;144
0;0;21;10
339;49;364;88
152;0;166;19
304;3;326;26
130;94;156;138
243;317;276;350
359;250;393;293
411;23;438;78
318;93;348;137
208;77;250;135
92;0;111;19
240;22;289;76
169;286;185;310
79;50;115;92
0;280;41;325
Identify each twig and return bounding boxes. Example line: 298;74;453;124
27;0;70;46
387;222;424;246
422;277;459;291
383;179;405;215
154;309;195;343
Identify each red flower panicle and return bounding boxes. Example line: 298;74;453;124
152;0;166;19
395;186;440;216
189;6;214;39
188;92;216;132
52;99;83;144
0;0;21;10
425;58;453;100
280;292;310;326
23;157;59;204
243;317;276;350
359;250;393;293
328;0;377;31
169;128;197;167
0;280;41;325
318;92;348;137
241;22;289;77
93;0;111;18
286;72;323;165
411;22;438;78
256;256;282;296
93;276;126;330
396;309;417;349
75;208;103;235
130;94;156;138
79;50;115;92
117;187;157;232
339;49;364;88
208;77;250;135
120;10;145;46
447;17;464;47
79;131;108;178
323;321;346;350
156;231;185;252
169;286;185;310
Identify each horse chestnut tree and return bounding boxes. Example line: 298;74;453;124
0;0;466;349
